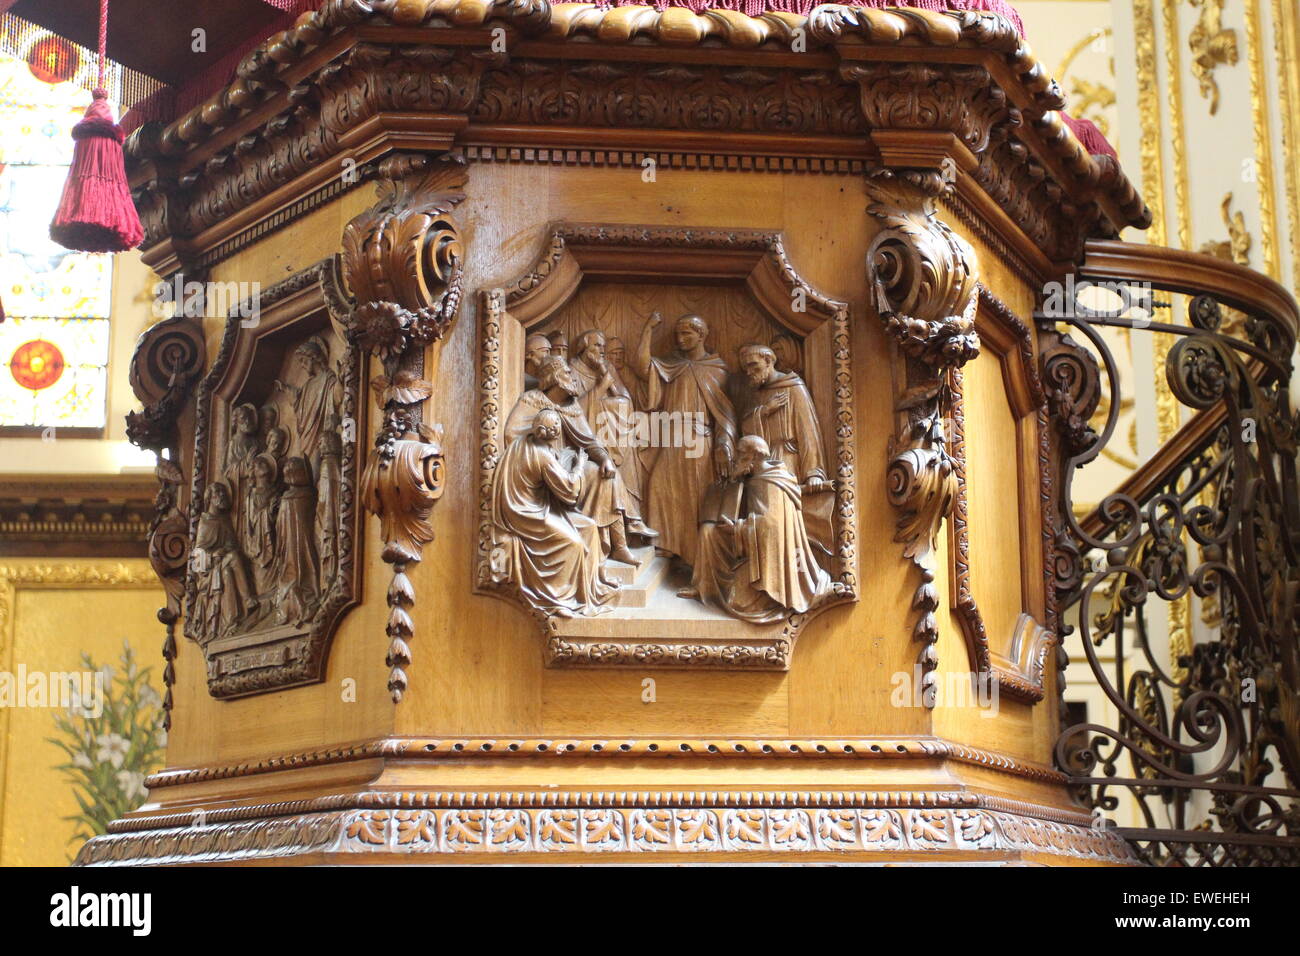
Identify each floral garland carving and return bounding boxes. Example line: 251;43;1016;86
866;170;980;708
341;152;467;703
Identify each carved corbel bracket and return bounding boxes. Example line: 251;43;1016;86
841;62;1022;161
341;151;466;703
125;313;207;729
866;170;980;708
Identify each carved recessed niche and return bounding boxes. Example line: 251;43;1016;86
477;225;858;669
184;260;362;698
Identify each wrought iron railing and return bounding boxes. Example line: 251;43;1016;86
1042;241;1300;866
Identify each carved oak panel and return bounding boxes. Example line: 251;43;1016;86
184;260;362;698
477;225;858;669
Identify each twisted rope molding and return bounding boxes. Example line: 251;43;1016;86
121;0;1145;229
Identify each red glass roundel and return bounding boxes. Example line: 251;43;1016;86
27;36;80;86
10;339;65;391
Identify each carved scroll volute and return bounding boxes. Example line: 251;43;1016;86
341;152;466;703
125;312;207;729
866;170;980;708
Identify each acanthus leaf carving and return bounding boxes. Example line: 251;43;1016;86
341;151;466;702
125;312;207;729
866;170;980;707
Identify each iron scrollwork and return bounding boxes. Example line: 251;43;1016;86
1044;278;1300;865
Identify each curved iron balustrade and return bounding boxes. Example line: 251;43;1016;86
1042;240;1300;866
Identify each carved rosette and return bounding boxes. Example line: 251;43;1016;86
125;313;206;729
866;171;981;708
341;152;466;702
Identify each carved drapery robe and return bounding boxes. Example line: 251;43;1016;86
272;472;319;626
691;459;834;623
489;431;616;615
193;504;257;639
292;365;338;475
571;355;647;515
643;352;736;566
739;369;833;553
740;371;826;485
504;390;629;529
246;478;279;594
315;436;342;591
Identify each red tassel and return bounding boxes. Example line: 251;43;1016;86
49;90;143;253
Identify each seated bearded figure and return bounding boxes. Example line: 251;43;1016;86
502;354;654;565
489;408;617;616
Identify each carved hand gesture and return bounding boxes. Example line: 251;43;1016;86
647;311;663;329
712;444;732;480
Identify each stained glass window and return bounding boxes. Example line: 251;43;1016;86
0;21;113;434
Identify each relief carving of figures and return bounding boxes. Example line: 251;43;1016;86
478;226;859;667
681;435;842;624
489;310;836;627
499;356;654;567
194;334;344;642
193;480;259;639
631;311;737;569
570;328;650;522
489;407;618;616
183;258;363;698
736;342;834;555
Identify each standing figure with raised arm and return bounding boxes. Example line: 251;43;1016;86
631;312;737;568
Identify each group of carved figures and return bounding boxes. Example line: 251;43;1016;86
489;311;842;623
193;337;344;640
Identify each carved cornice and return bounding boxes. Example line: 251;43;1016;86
77;800;1136;864
0;475;156;558
123;2;1148;275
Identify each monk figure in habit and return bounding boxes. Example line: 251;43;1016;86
489;408;618;616
271;455;319;627
503;356;648;564
736;342;834;554
679;435;840;624
631;312;737;568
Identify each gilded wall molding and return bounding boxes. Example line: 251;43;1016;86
1188;0;1239;115
1164;0;1192;250
340;152;467;703
1275;0;1300;290
0;475;156;559
0;561;160;841
1133;0;1169;249
1244;0;1279;279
